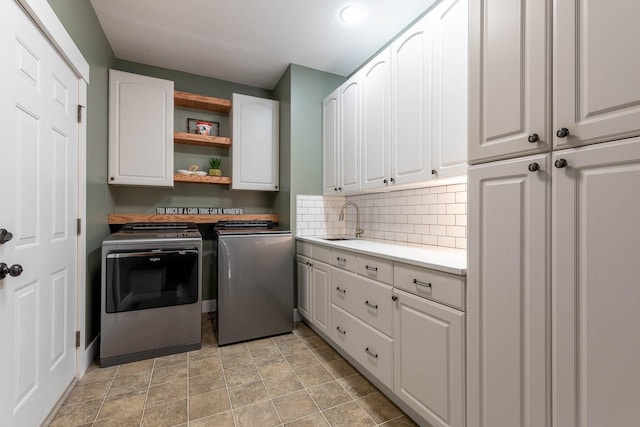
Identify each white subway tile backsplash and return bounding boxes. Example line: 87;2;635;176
295;182;467;249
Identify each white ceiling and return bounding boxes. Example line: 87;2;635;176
90;0;437;90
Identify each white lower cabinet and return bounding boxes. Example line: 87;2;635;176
296;255;311;320
394;288;465;427
296;246;330;336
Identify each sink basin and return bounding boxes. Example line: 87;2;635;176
320;237;355;241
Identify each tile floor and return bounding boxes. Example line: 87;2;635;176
49;315;418;427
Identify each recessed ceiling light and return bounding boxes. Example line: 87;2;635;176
340;5;364;24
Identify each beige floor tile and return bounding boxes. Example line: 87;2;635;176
271;332;299;344
189;346;219;361
323;359;357;379
190;357;222;377
108;372;151;397
262;371;304;397
142;399;187;427
233;400;281;427
116;359;154;376
189;388;231;421
224;364;261;387
256;358;294;378
379;416;420;426
306;381;352;410
276;339;308;355
249;346;283;363
337;374;377;399
246;338;277;351
312;347;342;363
220;349;253;370
228;380;270;408
189;410;235;427
357;392;404;424
150;364;187;386
93;408;143;427
293;323;317;338
78;365;117;385
286;350;321;370
272;390;319;423
154;352;188;368
284;412;330;427
202;334;218;347
189;372;227;396
63;379;111;405
218;342;248;356
322;401;376;427
97;389;147;420
49;399;103;426
299;335;329;350
146;378;187;407
296;364;335;388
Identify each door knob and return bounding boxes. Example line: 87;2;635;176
556;128;570;138
0;263;23;280
555;158;568;168
528;162;540;172
0;229;13;244
528;133;540;143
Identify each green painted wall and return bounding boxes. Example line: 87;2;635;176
273;66;292;230
48;0;116;347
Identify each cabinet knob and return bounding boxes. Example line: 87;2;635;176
554;158;568;168
431;169;437;175
556;128;570;138
389;177;395;182
528;133;540;143
392;295;398;301
383;179;388;184
528;162;540;172
110;177;115;181
334;187;338;192
275;185;278;190
338;187;342;191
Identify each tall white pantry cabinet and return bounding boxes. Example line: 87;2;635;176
467;1;640;426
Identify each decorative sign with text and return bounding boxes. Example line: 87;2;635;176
156;207;245;215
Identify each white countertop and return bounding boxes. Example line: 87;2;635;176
297;236;467;276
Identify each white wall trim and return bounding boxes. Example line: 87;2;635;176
293;308;301;323
202;299;216;313
17;0;90;82
78;335;99;378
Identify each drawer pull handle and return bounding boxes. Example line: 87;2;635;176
336;286;346;294
365;265;378;272
413;278;432;289
336;256;346;263
365;301;378;310
365;347;378;359
336;326;346;335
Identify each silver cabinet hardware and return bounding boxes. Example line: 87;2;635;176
336;256;346;263
365;347;378;358
336;286;346;294
365;300;378;310
413;278;432;289
365;265;378;272
336;326;346;335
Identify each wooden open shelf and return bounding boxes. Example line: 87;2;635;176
174;132;231;148
173;174;231;185
109;213;278;225
174;91;231;113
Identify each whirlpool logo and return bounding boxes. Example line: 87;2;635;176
149;257;161;262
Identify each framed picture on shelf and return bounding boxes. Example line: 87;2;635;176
187;118;220;136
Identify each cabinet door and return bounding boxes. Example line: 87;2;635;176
339;74;361;194
296;255;311;321
554;1;640;149
108;69;174;187
323;88;340;195
231;93;279;191
468;0;551;164
311;261;331;336
390;17;433;185
467;155;550;427
552;138;640;426
361;48;391;190
431;0;468;178
394;289;465;427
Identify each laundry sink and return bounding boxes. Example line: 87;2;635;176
319;236;356;241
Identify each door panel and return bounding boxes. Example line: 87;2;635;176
340;76;361;193
554;0;640;148
322;90;340;195
311;261;330;336
553;138;640;426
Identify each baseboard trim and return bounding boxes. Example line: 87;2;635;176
202;299;216;313
79;334;99;378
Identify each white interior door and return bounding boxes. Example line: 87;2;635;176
0;1;78;425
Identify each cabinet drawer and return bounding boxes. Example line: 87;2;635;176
297;241;312;257
331;267;393;337
356;254;393;285
331;249;357;273
312;245;331;264
394;262;465;310
331;304;393;389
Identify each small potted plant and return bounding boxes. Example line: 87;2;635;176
208;157;222;176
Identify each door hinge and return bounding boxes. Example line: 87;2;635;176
75;331;80;348
76;218;81;235
77;105;85;123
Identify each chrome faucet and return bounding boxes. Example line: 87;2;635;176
339;202;364;238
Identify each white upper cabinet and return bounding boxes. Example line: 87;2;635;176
554;1;640;149
361;48;392;190
323;88;340;195
108;69;174;187
339;74;362;194
431;0;469;178
390;17;433;185
468;0;551;164
231;93;279;191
